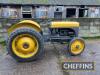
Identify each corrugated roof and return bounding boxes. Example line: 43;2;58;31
48;0;100;5
0;0;100;5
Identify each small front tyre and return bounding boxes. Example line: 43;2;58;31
68;38;85;56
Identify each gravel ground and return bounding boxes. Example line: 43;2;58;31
0;39;100;75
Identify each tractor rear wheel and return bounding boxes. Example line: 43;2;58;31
68;38;85;56
7;27;44;62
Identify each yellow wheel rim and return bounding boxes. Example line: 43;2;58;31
12;34;39;58
70;39;85;55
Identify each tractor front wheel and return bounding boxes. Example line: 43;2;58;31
68;38;85;56
7;28;44;62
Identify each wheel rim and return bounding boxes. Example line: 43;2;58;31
70;39;85;55
12;34;39;58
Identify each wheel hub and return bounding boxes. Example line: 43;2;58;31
16;37;36;52
75;45;80;49
23;43;29;49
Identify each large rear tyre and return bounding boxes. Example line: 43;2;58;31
68;38;85;56
7;27;44;62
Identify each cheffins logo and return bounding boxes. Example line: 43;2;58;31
62;62;94;70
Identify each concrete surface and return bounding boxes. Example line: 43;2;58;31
55;39;100;75
0;43;63;75
0;40;100;75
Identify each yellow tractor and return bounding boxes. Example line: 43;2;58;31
6;20;85;62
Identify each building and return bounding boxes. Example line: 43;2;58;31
0;0;100;42
0;0;100;19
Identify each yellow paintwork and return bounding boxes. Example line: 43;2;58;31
51;21;79;28
70;39;84;55
8;20;41;34
12;34;39;58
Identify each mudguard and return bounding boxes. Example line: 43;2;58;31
7;20;42;34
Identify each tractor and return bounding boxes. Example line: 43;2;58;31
6;20;85;62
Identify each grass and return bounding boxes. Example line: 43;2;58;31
83;36;100;40
0;41;6;46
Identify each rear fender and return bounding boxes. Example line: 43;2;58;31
7;20;42;35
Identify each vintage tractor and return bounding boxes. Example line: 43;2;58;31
6;20;85;62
